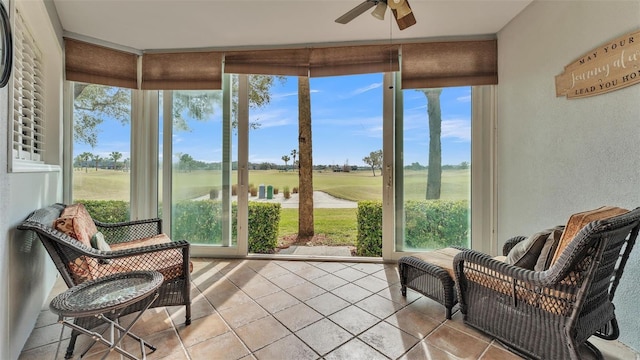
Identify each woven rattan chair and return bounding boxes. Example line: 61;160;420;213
454;207;640;360
18;203;192;359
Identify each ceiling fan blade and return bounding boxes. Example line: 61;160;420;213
335;1;376;24
388;0;416;30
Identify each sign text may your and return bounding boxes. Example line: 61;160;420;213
556;29;640;99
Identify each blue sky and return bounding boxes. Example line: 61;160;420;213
75;74;471;167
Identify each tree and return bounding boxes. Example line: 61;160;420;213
77;152;93;172
298;77;314;239
178;153;195;172
363;150;383;176
73;75;286;148
419;89;443;200
110;151;123;170
281;155;290;171
93;154;102;171
73;85;130;148
290;149;298;170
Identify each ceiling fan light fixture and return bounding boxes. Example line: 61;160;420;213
388;0;412;20
371;2;387;20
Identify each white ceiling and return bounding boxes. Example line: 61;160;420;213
51;0;533;52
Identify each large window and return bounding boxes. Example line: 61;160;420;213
161;90;233;246
71;83;132;218
396;86;472;252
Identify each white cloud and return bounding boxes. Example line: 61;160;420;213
349;82;383;97
442;119;471;141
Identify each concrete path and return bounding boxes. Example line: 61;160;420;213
277;245;353;256
202;190;358;208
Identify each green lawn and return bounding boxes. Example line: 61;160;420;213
73;167;469;247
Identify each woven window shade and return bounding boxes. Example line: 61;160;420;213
309;45;399;77
64;38;138;89
401;40;497;89
142;51;224;90
224;48;310;76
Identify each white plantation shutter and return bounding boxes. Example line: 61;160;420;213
12;9;45;164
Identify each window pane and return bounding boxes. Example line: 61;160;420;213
72;83;132;222
397;86;471;251
168;90;232;246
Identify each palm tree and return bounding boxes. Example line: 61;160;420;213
281;155;290;171
290;149;297;170
93;154;102;171
418;89;443;200
78;152;93;172
110;151;123;170
298;77;314;239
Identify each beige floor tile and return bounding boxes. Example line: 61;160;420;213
239;277;280;299
167;295;216;324
405;293;451;321
273;302;323;332
331;283;373;303
425;324;490;359
308;261;348;273
296;266;330;281
328;305;380;335
446;311;493;343
218;300;269;329
254;289;301;313
333;267;368;282
358;321;418;359
350;262;385;274
187;331;250;360
305;292;350;316
377;283;421;305
372;266;401;284
275;260;314;273
355;293;405;319
204;285;254;311
124;307;173;338
295;318;353;356
267;271;307;289
234;316;291;351
309;273;349;291
286;280;326;301
324;338;388;360
480;344;524;360
399;341;461;360
18;340;70;360
21;323;69;351
385;306;441;339
353;275;391;293
176;312;231;348
253;262;290;279
122;327;186;360
252;334;318;360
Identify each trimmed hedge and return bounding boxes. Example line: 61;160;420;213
356;199;470;255
77;199;281;253
77;200;130;223
356;201;383;257
404;200;469;250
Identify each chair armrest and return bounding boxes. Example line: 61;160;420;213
94;218;163;244
502;236;527;256
454;248;549;286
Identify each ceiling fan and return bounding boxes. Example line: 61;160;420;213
335;0;417;30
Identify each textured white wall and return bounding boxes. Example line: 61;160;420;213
1;1;63;358
497;0;640;351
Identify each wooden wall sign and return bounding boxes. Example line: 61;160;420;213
556;29;640;99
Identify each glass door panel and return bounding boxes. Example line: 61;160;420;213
396;86;472;252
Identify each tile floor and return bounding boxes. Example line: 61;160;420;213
19;258;640;360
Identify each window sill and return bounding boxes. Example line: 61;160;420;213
10;159;61;173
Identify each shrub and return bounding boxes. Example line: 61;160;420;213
173;200;223;244
403;200;469;249
209;188;219;199
292;186;299;194
250;186;257;197
232;184;237;196
246;202;281;253
273;187;279;195
77;200;130;223
283;186;291;199
356;201;382;257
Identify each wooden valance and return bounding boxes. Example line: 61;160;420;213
141;51;224;90
401;39;498;89
64;38;138;89
65;38;497;90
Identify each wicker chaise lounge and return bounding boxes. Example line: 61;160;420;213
18;203;192;359
454;207;640;360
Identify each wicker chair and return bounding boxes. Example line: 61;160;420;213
453;207;640;360
18;203;192;359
